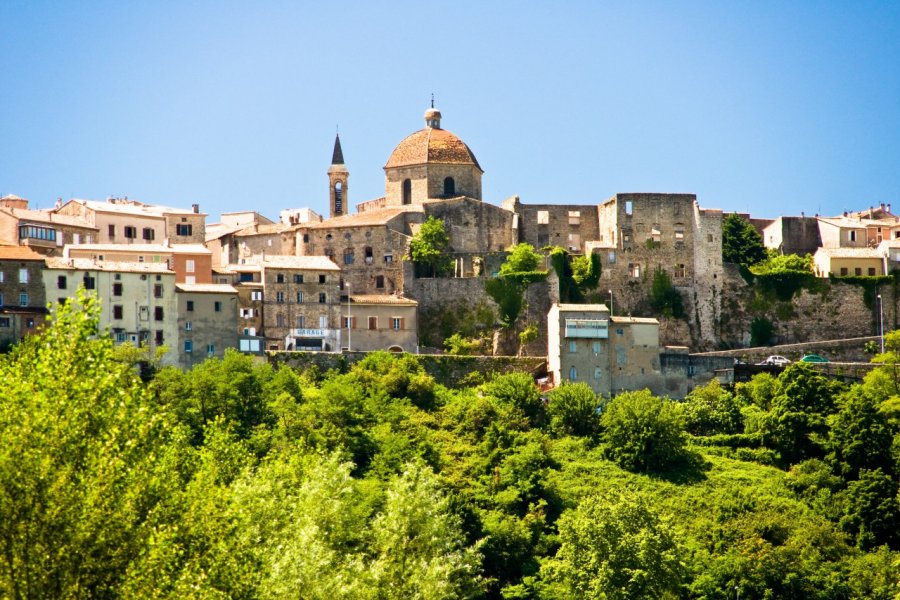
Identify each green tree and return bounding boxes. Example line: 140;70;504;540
601;390;689;472
485;276;525;328
409;216;453;277
547;382;601;438
828;387;895;480
570;252;601;292
483;372;545;427
444;332;482;356
722;213;766;266
682;379;743;436
518;324;539;356
500;243;543;276
648;267;684;318
839;468;900;550
542;490;683;600
749;315;775;347
368;462;484;598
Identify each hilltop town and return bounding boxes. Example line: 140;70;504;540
1;106;895;395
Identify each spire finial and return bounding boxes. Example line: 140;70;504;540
431;93;434;108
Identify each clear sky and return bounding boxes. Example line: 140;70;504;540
2;1;899;222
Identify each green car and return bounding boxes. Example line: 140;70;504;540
800;354;829;363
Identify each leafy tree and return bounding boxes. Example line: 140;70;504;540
485;276;525;328
570;252;601;292
750;252;816;300
368;461;484;598
547;382;601;438
500;243;544;276
601;390;689;472
722;213;766;266
444;332;482;356
682;379;743;436
483;372;545;427
547;247;601;303
648;267;684;318
839;468;900;550
518;324;539;356
542;490;683;600
409;216;453;277
828;387;895;480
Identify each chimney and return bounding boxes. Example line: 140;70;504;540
192;204;199;214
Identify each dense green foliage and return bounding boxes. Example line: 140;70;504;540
722;213;767;266
485;243;549;328
409;216;453;277
547;246;601;303
2;300;900;598
649;267;685;318
750;251;816;300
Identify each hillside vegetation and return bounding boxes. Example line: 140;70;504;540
1;296;899;599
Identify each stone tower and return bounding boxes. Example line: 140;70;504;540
328;134;349;218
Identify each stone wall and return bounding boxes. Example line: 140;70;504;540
511;200;601;252
269;350;547;388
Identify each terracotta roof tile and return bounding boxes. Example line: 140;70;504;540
305;206;422;228
0;246;48;260
384;127;482;171
350;294;417;305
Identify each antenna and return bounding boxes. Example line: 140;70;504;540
431;93;434;108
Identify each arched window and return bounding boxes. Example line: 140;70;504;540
402;179;412;205
334;181;343;215
443;177;455;196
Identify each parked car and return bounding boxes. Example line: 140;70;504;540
762;355;791;366
800;354;829;363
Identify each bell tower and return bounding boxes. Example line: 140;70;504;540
328;133;349;218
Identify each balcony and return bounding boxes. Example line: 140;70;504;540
565;319;609;339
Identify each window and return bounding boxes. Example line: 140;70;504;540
155;330;164;345
0;317;9;328
113;282;123;296
402;178;412;205
57;275;67;289
276;291;285;303
142;227;154;241
849;230;857;242
333;181;343;215
392;317;403;330
113;305;123;319
293;274;303;283
19;293;28;306
629;263;641;278
240;308;255;318
593;368;603;380
319;292;326;303
186;300;194;311
303;233;310;243
707;234;714;243
154;306;164;321
675;264;686;278
364;247;373;264
568;210;580;225
18;268;28;283
276;313;285;327
138;256;144;262
0;272;3;283
376;275;385;289
251;291;263;301
608;251;616;265
154;284;163;298
592;341;601;353
344;248;354;265
674;224;685;241
869;267;876;276
296;315;305;328
276;273;284;283
184;340;193;353
368;316;377;330
443;176;455;196
616;328;624;336
176;224;193;236
569;366;577;381
296;291;304;303
384;254;393;263
240;272;254;282
319;274;326;284
214;301;221;312
0;293;3;306
319;315;327;329
185;322;193;331
83;275;96;290
18;225;56;242
124;226;137;239
108;224;115;237
537;210;549;225
26;318;34;328
207;344;215;355
625;200;633;216
186;259;195;273
568;340;577;353
855;267;862;276
840;267;848;276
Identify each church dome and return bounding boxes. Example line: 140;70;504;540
384;126;483;171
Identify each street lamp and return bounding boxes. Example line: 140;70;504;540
878;293;885;354
346;282;352;352
608;289;614;317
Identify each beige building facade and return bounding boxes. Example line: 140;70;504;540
176;283;239;369
344;294;418;352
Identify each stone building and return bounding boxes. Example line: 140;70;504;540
176;283;239;369
762;216;822;256
65;243;213;284
43;258;179;365
55;197;206;246
343;294;418;352
502;196;600;253
0;245;49;347
0;195;98;254
547;303;662;396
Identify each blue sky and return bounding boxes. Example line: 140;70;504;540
1;1;898;221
